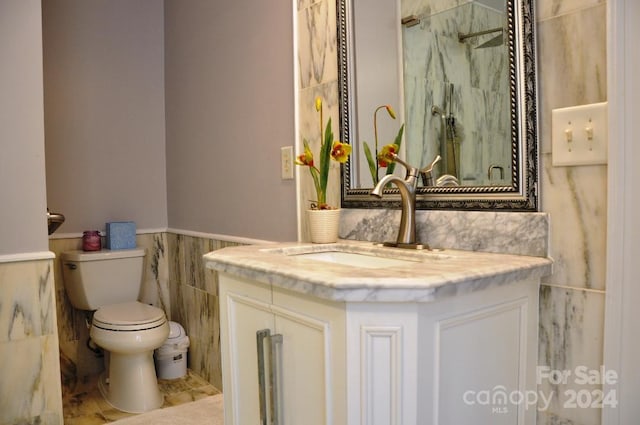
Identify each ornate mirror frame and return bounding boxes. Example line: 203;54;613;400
338;0;539;211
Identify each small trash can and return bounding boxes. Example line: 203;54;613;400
155;321;190;380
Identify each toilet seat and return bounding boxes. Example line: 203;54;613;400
93;301;167;332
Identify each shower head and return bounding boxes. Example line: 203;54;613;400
458;27;504;48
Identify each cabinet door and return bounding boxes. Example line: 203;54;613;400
272;289;347;425
219;275;274;425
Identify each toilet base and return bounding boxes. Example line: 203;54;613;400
98;350;163;413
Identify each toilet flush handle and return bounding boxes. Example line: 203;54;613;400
65;263;77;270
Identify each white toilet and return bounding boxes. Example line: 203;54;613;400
61;248;170;414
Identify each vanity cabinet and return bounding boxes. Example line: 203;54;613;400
217;269;541;425
219;274;347;425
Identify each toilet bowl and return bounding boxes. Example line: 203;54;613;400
90;301;169;413
61;248;170;413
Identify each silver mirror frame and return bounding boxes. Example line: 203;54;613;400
338;0;539;211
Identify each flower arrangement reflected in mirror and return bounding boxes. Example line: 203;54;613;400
362;105;405;186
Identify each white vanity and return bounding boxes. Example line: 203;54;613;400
204;241;551;425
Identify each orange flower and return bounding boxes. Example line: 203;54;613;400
377;143;398;167
330;141;352;163
296;144;315;168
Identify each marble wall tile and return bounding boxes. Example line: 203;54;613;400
536;4;607;155
179;282;222;389
297;0;337;89
0;335;64;425
536;0;605;22
137;233;171;313
535;2;607;421
537;285;605;425
0;260;55;342
166;233;245;389
0;259;63;424
541;155;607;290
340;209;549;257
535;0;607;291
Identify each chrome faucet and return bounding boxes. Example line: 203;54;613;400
370;153;429;249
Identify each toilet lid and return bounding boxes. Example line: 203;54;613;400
93;301;166;331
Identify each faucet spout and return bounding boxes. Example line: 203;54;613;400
370;155;425;248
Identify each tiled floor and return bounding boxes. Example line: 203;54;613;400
62;370;221;424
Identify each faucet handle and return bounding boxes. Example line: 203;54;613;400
420;155;441;186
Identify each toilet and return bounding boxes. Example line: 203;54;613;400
61;248;169;414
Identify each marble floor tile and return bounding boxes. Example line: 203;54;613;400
62;369;220;425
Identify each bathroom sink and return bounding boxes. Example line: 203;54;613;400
292;251;419;269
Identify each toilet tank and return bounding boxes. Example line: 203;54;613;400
61;248;145;310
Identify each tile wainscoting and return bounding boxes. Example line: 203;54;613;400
0;256;64;424
49;231;248;396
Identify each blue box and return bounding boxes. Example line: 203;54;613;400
105;221;136;250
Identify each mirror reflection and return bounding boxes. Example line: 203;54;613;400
339;0;539;210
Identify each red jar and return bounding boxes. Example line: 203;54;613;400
82;230;101;251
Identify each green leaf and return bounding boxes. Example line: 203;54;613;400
363;141;378;185
318;118;333;198
303;139;322;201
386;124;405;176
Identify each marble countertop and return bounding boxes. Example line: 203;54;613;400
204;240;552;303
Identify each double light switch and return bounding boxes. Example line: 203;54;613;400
552;102;608;166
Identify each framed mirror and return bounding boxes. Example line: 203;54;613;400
338;0;538;210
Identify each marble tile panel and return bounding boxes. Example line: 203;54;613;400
182;235;216;293
178;283;222;388
541;154;607;290
0;259;56;342
340;209;549;257
536;0;605;22
297;0;321;13
538;284;605;425
137;233;170;312
297;0;337;89
166;232;184;286
0;334;63;425
536;4;606;154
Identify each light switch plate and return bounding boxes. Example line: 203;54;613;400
552;102;608;166
281;146;294;180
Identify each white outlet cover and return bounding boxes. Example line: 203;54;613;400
280;146;294;180
552;102;608;166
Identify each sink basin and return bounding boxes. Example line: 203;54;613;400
291;251;419;269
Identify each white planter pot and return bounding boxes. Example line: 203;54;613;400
307;208;341;243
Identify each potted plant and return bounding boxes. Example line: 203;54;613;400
296;97;351;243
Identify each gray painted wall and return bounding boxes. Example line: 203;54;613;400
42;0;297;242
43;0;168;234
164;0;297;241
0;0;49;255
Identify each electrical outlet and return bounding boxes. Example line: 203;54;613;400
552;102;608;166
281;146;294;180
